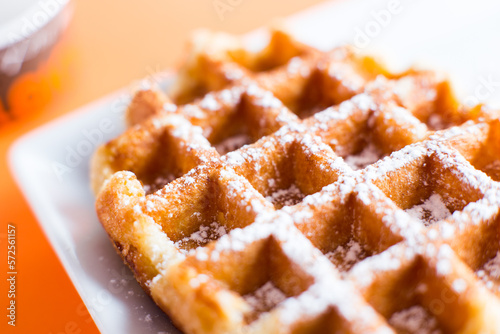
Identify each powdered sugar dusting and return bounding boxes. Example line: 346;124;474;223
389;305;442;334
452;278;467;293
286;57;303;75
215;134;252;155
143;174;177;194
163;103;177;113
311;93;373;126
247;84;283;109
265;184;306;208
325;240;367;272
348;244;404;288
175;222;227;251
363;143;427;183
483;160;500;181
484;252;500;279
199;93;220;111
97;34;500;334
405;194;452;226
344;143;381;170
436;244;453;276
476;251;500;292
243;281;287;314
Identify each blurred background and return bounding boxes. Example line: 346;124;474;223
0;1;323;333
1;0;500;333
0;0;327;127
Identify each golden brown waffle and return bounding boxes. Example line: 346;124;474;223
91;29;500;334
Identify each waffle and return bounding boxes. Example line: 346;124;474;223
91;28;500;334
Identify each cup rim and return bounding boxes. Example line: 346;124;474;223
0;0;70;50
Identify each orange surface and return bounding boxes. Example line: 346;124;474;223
0;0;325;333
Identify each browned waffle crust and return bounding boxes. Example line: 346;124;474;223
91;29;500;334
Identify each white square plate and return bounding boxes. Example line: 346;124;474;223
9;1;500;333
9;82;181;333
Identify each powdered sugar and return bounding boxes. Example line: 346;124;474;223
175;222;227;251
163;103;177;113
483;160;500;181
224;67;244;81
436;244;453;276
247;84;283;109
427;114;444;130
389;305;442;334
452;278;467;293
476;251;500;291
377;105;428;138
199;93;220;111
182;104;205;119
352;93;376;112
405;194;452;226
225;151;246;165
344;143;381;170
243;281;287;314
265;184;306;208
325;239;367;272
99;35;500;334
143;174;177;194
312;93;373;125
286;57;304;76
348;244;403;288
484;251;500;279
363;143;427;183
426;141;494;195
328;62;365;92
219;87;243;105
215;134;251;155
